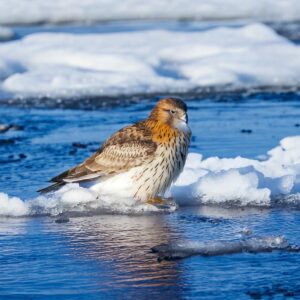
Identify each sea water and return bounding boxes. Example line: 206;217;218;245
0;94;300;299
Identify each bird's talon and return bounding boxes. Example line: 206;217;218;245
147;197;166;205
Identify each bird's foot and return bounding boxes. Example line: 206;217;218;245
147;197;177;211
147;196;166;205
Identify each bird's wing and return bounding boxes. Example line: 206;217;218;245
51;121;157;183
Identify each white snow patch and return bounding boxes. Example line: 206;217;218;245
0;23;300;99
0;135;300;217
0;193;29;217
172;136;300;206
0;0;300;25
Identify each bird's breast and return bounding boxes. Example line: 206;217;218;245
131;132;190;201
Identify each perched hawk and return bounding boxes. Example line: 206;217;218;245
39;98;191;204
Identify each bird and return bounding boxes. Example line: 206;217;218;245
38;97;191;205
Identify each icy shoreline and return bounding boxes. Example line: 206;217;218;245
0;135;299;217
1;23;300;100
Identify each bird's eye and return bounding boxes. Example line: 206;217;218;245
169;110;176;114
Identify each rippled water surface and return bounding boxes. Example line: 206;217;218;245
1;94;300;299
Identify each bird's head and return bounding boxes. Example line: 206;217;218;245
149;97;189;132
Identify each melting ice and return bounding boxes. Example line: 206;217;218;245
0;135;299;217
152;236;300;260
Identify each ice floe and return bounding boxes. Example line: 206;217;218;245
0;135;300;217
152;236;300;260
0;0;300;25
0;184;177;217
0;23;300;99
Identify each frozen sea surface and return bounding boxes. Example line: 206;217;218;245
1;94;300;299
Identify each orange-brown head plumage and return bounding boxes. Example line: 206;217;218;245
147;97;190;143
149;97;188;125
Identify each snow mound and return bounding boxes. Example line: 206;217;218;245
0;193;29;216
0;135;299;217
152;236;299;260
0;23;300;99
0;0;300;25
173;136;300;206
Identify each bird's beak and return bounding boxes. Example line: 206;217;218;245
180;114;188;124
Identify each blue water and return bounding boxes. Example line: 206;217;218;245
0;95;300;299
1;209;300;299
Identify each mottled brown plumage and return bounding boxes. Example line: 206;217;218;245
39;97;191;203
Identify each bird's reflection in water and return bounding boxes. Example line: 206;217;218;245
49;205;270;299
60;213;184;298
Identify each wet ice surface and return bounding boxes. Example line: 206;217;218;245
152;236;300;261
0;95;300;299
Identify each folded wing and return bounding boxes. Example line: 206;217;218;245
38;121;157;193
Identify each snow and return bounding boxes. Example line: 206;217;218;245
0;23;300;99
0;0;300;25
173;136;300;206
0;193;29;216
0;184;176;217
0;135;300;217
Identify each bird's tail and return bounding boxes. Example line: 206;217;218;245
37;182;66;194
